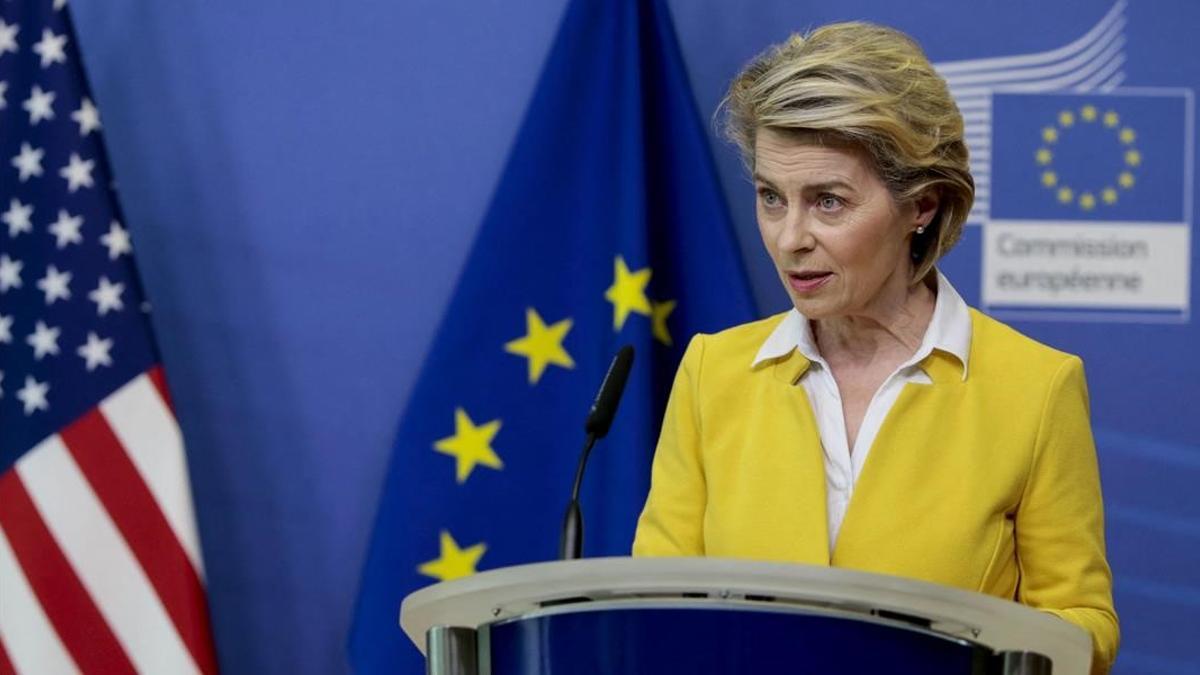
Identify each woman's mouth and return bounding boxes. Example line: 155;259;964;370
787;271;833;293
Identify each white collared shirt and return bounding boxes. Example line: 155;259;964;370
751;270;972;553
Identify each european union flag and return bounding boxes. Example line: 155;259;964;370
982;91;1192;318
990;92;1188;222
348;0;756;670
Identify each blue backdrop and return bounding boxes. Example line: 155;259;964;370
66;1;1198;673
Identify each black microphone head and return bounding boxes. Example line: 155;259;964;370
584;345;634;438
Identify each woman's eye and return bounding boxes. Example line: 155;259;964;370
817;194;843;211
758;188;782;208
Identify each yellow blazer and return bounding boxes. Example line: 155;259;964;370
632;309;1118;673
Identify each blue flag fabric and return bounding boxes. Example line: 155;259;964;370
348;0;756;670
990;92;1187;223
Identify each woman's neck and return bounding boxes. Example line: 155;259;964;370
813;273;937;366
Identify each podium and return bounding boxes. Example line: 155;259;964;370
400;557;1092;674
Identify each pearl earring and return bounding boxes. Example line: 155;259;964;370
916;225;926;235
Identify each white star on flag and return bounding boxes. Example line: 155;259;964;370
72;97;101;135
32;28;67;68
54;0;68;10
3;198;34;237
89;276;125;316
77;331;114;371
0;255;22;292
0;371;4;398
16;375;50;415
11;142;45;181
0;314;12;343
22;85;55;124
100;220;132;259
0;81;8;110
60;152;95;192
0;20;17;56
36;264;72;304
26;320;61;360
48;209;84;248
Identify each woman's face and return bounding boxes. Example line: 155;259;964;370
753;128;929;320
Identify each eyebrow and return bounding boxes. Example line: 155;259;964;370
752;174;857;194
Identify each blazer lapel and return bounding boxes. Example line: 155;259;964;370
831;350;966;566
765;351;831;564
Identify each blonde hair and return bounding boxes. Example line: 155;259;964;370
721;22;974;283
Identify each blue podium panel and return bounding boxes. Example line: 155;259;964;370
487;606;990;674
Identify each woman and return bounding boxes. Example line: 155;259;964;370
632;22;1118;674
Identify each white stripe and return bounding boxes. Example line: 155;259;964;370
1099;71;1125;91
935;1;1125;75
100;375;204;575
956;98;991;112
941;19;1125;88
1074;55;1124;91
965;133;991;147
0;522;81;675
16;438;200;675
962;110;990;125
948;37;1123;99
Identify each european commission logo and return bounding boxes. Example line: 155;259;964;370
983;91;1193;321
932;0;1195;323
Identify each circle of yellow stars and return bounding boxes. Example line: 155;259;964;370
1036;104;1139;212
417;254;677;582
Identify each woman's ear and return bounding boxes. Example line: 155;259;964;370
913;189;941;229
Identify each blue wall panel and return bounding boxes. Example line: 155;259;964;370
67;1;1199;672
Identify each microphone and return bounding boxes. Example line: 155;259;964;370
560;345;635;560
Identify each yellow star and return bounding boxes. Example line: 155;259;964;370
1035;148;1052;165
1079;192;1096;211
504;308;574;384
1057;186;1074;204
1041;170;1058;187
1080;105;1097;122
1124;149;1141;167
417;531;486;582
650;299;677;346
1041;127;1059;143
1118;171;1135;189
434;408;503;484
1103;110;1119;127
1058;110;1075;127
604;256;652;330
1119;127;1136;144
1102;187;1118;205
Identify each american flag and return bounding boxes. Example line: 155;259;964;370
0;1;219;673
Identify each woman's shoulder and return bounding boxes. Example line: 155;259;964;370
685;312;790;361
967;307;1084;379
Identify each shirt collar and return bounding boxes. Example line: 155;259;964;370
751;269;972;381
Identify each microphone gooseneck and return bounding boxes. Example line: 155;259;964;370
560;346;634;560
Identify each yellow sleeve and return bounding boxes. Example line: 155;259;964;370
631;335;707;556
1016;356;1119;674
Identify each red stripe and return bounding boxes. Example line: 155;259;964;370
0;470;136;674
61;412;219;675
0;635;15;675
147;366;176;416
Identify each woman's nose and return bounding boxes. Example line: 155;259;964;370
776;209;816;254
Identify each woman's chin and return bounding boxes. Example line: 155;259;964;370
790;297;838;320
